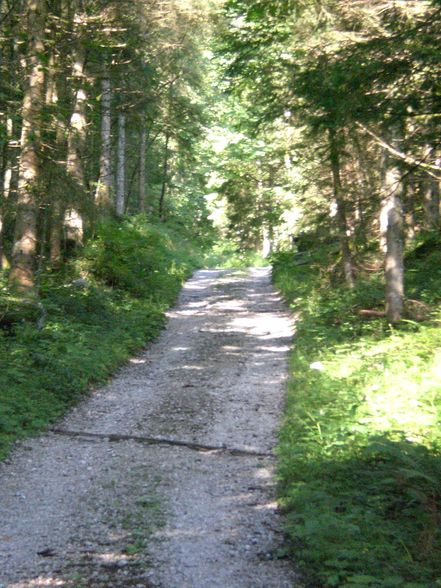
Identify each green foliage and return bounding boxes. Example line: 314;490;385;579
273;245;441;587
204;239;268;268
0;218;200;461
405;231;441;306
80;217;201;304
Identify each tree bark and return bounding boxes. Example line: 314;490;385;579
0;116;13;269
382;127;405;323
328;127;355;288
159;131;170;221
116;111;126;217
9;0;47;293
49;199;64;265
46;0;70;265
352;129;376;247
48;83;66;266
403;174;416;244
139;125;147;213
422;145;440;229
65;40;87;244
95;75;113;212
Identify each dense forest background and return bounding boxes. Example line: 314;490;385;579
1;0;440;318
1;1;441;586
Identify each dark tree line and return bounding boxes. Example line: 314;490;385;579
0;0;212;293
219;0;441;322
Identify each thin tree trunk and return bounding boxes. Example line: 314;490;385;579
48;87;67;265
116;111;126;217
126;157;140;214
0;116;13;268
403;174;416;244
9;0;47;293
382;127;405;323
65;42;87;244
328;127;355;289
384;194;404;323
159;131;170;221
422;145;440;229
38;47;58;271
38;203;48;272
95;75;113;212
423;179;440;229
139;125;147;213
352;130;374;247
42;45;64;266
47;0;70;264
49;200;64;264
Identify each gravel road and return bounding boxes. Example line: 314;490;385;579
0;267;299;588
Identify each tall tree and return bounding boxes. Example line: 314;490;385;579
95;73;113;213
328;127;355;288
382;127;405;323
9;0;47;292
116;110;126;217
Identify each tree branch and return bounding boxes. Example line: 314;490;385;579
356;122;441;180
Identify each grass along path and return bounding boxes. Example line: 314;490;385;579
0;267;297;588
273;249;441;588
0;218;200;461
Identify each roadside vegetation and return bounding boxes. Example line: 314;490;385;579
1;1;441;584
0;0;216;461
272;235;441;588
0;217;202;460
218;2;441;582
203;240;267;268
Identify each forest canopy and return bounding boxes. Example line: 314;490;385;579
1;2;441;585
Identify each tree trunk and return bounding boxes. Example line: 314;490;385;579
49;200;64;265
139;125;147;213
262;227;272;257
116;111;126;217
403;174;416;244
423;178;440;230
65;42;87;244
352;130;375;247
159;131;170;221
0;116;13;269
382;127;405;323
9;0;47;293
95;75;113;212
422;145;440;229
48;108;66;266
47;0;70;265
328;127;355;288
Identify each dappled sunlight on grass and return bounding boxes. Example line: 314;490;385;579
272;249;441;587
203;242;268;269
0;219;200;461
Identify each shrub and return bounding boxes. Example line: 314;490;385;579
273;244;441;587
0;217;201;460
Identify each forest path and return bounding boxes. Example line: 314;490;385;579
0;268;299;588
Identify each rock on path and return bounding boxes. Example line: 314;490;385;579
0;268;299;588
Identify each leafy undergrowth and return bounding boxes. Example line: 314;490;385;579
272;242;441;588
203;239;268;268
0;217;201;461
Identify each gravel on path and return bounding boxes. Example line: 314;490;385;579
0;267;300;588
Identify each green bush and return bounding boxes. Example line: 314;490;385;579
0;217;201;460
204;239;268;268
273;245;441;587
81;217;200;303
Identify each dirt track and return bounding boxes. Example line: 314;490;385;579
0;268;299;588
